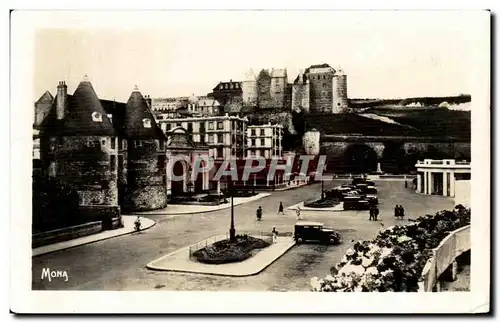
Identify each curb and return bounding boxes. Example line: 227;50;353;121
146;239;296;277
286;202;345;212
130;193;271;216
32;217;156;257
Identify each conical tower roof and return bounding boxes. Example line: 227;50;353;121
62;78;116;136
36;90;54;104
124;86;166;139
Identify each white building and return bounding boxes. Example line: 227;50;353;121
157;114;248;160
246;123;283;159
415;159;471;202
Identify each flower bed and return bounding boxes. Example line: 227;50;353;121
304;198;341;208
311;205;470;292
192;235;271;264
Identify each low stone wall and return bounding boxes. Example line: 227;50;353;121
419;225;471;292
32;221;103;248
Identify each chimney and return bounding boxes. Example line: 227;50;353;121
56;81;67;120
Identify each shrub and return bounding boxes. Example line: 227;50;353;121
192;235;271;264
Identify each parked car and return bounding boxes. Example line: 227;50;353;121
294;221;341;245
366;186;378;195
343;196;370;210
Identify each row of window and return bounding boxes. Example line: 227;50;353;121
219;82;240;90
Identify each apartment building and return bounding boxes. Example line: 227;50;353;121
246;123;283;159
157;114;248;160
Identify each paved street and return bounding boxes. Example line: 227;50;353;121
32;180;454;291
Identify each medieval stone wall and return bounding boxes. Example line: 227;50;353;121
123;139;167;211
291;83;310;113
49;136;119;213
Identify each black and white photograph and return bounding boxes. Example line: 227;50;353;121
9;8;490;314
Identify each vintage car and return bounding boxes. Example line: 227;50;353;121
294;221;341;245
366;186;378;195
343;196;371;210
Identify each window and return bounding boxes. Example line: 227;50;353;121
91;112;103;122
260;129;265;136
200;122;206;133
159;139;164;150
260;138;265;146
142;118;152;128
217;147;223;158
323;83;327;88
232;148;236;156
166;124;172;131
200;135;206;144
123;140;127;149
209;122;214;130
176;123;182;128
110;155;116;171
232;134;236;144
251;139;256;146
111;137;116;149
134;140;142;148
118;139;123;150
217;122;223;130
208;134;214;143
217;134;223;143
251;129;256;136
187;123;193;133
101;138;107;146
232;121;236;130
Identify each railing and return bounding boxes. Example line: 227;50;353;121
419;225;471;292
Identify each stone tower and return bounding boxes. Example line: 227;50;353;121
122;85;168;211
332;66;348;113
39;76;120;226
305;63;335;113
291;70;310;113
242;68;258;105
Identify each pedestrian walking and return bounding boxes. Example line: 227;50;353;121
394;205;400;219
296;207;302;220
272;226;278;243
400;205;405;220
278;202;284;215
374;207;379;221
256;206;263;221
405;180;408;188
369;207;374;221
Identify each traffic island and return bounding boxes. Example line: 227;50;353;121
287;201;344;212
146;235;295;276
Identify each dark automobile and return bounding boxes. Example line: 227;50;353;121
294;221;341;245
366;186;377;195
343;196;371;210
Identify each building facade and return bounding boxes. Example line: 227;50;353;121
156;114;248;160
210;80;243;106
246;123;283;159
415;159;471;198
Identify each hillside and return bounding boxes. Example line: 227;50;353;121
349;94;471;109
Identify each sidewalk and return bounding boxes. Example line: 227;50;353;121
147;236;295;276
286;201;344;212
32;216;156;257
133;193;271;215
273;181;310;191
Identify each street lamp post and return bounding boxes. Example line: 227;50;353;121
229;175;236;242
321;179;325;200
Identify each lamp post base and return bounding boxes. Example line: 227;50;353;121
229;227;236;242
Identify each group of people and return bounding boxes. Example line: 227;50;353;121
369;205;379;221
394;205;405;219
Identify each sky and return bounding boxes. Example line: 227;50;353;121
33;11;486;102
